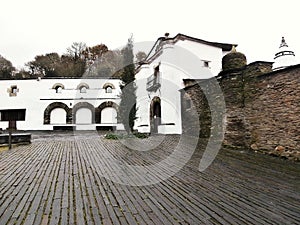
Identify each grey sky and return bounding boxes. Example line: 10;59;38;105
1;0;299;69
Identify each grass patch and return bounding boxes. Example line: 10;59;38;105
104;132;149;140
104;133;122;140
133;132;149;139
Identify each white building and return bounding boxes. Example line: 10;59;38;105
0;33;236;133
0;78;123;131
134;33;235;134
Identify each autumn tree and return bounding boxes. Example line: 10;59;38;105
25;42;119;78
82;44;109;76
118;36;137;132
82;44;108;61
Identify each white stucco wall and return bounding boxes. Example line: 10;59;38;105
135;63;184;134
0;78;122;130
135;65;152;132
135;38;227;134
175;40;226;76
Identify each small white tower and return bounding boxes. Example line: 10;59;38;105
273;37;296;70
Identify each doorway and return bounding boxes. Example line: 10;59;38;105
150;97;161;133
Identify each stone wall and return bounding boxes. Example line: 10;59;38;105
181;80;211;138
182;63;300;161
244;65;300;159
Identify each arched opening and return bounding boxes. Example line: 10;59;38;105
103;83;115;93
44;102;71;124
75;108;92;124
56;87;62;93
105;86;112;93
50;108;67;124
97;101;119;124
80;86;87;93
101;107;117;124
77;83;89;93
52;83;65;93
150;97;161;133
72;102;95;124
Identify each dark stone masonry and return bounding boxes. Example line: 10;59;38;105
182;52;300;161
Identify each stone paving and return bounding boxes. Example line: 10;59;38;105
0;132;299;225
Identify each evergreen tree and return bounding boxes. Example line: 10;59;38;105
0;55;15;79
118;36;137;133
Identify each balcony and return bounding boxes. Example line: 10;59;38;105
146;72;161;92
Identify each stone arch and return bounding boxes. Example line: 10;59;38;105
97;101;119;123
77;83;89;93
103;83;116;93
76;83;89;90
52;83;65;93
52;83;65;89
103;83;115;89
72;102;95;124
44;102;71;124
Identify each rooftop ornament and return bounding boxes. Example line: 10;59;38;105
280;37;288;48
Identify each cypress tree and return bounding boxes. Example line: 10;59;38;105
118;36;137;133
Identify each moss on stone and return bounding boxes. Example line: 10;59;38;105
222;52;247;71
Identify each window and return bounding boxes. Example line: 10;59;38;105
103;83;115;93
12;86;18;93
80;86;87;93
7;85;19;97
77;83;89;93
0;109;26;121
105;86;112;93
55;86;62;93
52;83;65;93
146;66;161;91
203;61;210;68
154;65;159;77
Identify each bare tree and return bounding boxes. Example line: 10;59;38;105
67;42;87;60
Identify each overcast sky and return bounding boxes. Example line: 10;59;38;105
1;0;299;69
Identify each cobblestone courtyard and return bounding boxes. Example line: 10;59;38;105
0;132;299;224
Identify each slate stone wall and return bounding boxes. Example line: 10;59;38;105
182;63;300;161
243;65;300;160
181;80;211;138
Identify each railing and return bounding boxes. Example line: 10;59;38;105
146;72;161;91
